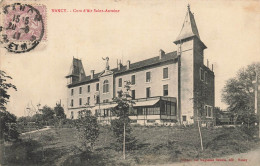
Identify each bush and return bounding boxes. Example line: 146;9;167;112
75;114;100;151
111;117;137;151
0;111;20;141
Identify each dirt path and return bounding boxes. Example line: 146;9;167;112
21;126;51;135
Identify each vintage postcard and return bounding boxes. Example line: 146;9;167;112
0;0;259;166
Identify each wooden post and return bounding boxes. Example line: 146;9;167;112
255;70;259;138
198;118;204;151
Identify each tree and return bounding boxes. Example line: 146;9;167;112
40;105;54;125
54;103;66;119
0;70;17;111
0;111;19;141
0;70;18;141
75;110;99;151
222;63;260;125
111;81;136;159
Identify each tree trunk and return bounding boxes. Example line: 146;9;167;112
123;122;126;160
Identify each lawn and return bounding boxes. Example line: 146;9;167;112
0;125;259;166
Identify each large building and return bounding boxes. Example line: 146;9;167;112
65;6;215;126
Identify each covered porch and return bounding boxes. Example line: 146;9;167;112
92;96;178;125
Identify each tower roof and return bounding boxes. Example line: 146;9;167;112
174;5;200;43
66;57;86;78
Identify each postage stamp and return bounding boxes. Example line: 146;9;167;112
0;3;46;53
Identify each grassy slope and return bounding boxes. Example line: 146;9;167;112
0;126;258;166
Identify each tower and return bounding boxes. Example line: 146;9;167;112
174;5;207;124
66;57;86;84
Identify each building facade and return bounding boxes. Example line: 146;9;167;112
66;6;215;126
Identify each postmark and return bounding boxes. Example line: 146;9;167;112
0;3;46;53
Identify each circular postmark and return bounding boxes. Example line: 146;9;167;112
0;3;44;53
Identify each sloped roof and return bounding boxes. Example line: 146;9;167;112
68;51;178;86
66;57;86;78
174;5;200;43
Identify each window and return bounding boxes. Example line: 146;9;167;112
170;103;176;115
87;97;90;105
146;107;160;115
131;75;135;85
95;110;99;117
161;101;176;116
146;87;151;98
205;105;213;118
208;107;212;117
79;87;82;94
137;108;143;115
96;95;100;104
71;89;74;96
103;80;109;93
96;83;99;91
163;84;168;96
166;102;171;115
146;72;151;82
71;99;74;107
200;68;204;81
87;85;90;92
131;90;135;99
204;71;208;84
163;67;168;79
71;111;74;119
79;98;82;105
182;116;187;122
118;78;122;87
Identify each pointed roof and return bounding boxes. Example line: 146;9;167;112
174;5;200;43
66;57;86;78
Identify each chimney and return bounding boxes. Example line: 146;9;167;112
159;49;165;59
207;59;209;68
127;60;130;70
117;60;123;70
90;70;95;79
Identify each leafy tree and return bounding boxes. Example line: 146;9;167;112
54;103;66;119
111;81;136;159
75;110;99;151
0;70;19;141
0;111;19;141
0;70;17;111
222;63;260;124
41;105;54;121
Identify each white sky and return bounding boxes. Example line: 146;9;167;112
1;0;260;117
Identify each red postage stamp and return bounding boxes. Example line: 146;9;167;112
0;3;46;53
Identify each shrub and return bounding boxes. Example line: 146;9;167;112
75;113;99;151
0;111;20;141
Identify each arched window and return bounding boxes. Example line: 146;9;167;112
103;80;109;93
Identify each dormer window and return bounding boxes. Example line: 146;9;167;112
103;80;109;93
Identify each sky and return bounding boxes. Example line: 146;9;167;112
1;0;260;117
